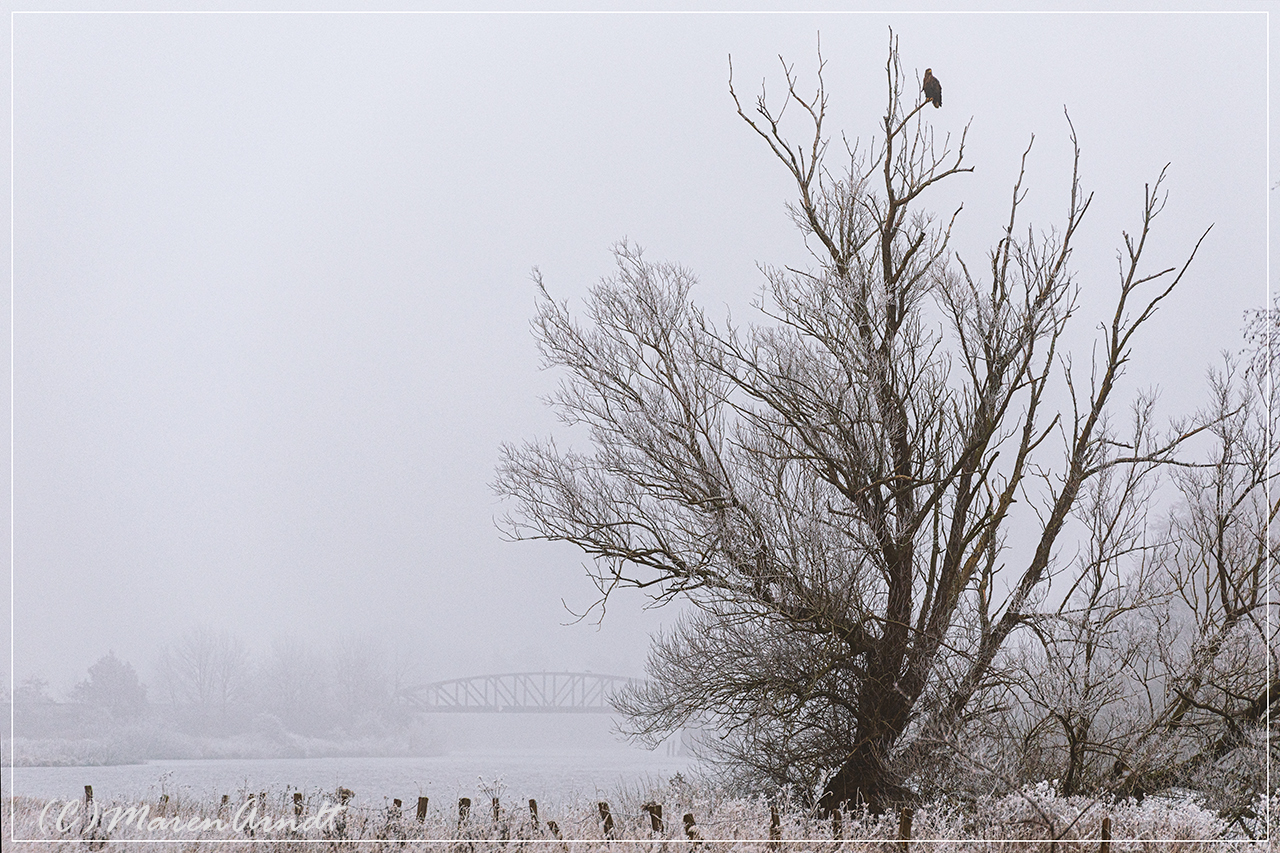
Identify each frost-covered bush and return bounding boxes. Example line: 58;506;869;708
976;781;1231;844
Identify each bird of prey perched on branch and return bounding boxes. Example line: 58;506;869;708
923;68;942;108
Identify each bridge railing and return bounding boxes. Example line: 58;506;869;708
399;672;643;714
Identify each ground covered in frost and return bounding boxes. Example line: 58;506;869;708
3;778;1275;850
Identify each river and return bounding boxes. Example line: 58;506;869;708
2;749;694;808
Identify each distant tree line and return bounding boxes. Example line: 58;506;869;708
7;627;421;744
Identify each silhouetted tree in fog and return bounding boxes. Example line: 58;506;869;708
156;625;250;734
72;651;148;720
496;35;1222;812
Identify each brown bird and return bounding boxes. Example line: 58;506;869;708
923;68;942;108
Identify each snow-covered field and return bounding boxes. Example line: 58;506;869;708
3;749;690;805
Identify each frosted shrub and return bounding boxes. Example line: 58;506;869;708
978;780;1105;841
970;784;1252;849
1112;792;1229;840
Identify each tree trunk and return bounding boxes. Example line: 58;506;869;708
817;741;919;816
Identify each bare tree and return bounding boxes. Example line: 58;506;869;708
970;348;1275;829
257;635;334;736
156;625;250;734
496;34;1210;812
1112;356;1276;808
332;635;393;734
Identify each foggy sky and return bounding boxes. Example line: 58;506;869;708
4;8;1270;694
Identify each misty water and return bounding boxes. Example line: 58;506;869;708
6;687;697;810
4;749;691;807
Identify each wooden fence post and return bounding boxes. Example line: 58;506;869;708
529;799;539;830
219;794;229;814
294;792;304;816
598;802;615;838
1101;816;1111;853
897;807;912;853
832;806;842;839
643;802;663;833
387;798;405;846
683;812;701;843
492;797;501;824
547;820;562;839
80;784;101;849
768;804;781;849
83;783;96;845
417;796;429;823
336;789;352;840
458;797;471;825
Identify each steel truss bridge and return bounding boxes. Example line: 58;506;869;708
399;672;641;714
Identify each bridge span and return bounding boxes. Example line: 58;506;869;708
400;672;642;714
